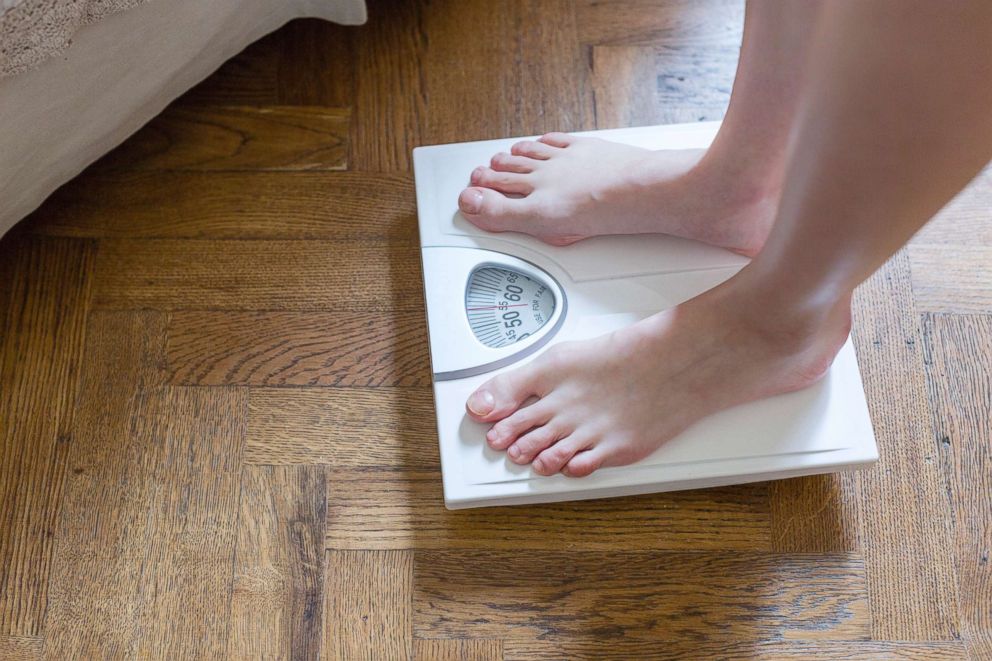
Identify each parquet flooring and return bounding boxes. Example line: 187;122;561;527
1;0;989;658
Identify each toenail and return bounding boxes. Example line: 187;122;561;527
532;458;544;472
487;427;501;443
470;167;484;184
467;389;494;415
459;189;484;214
508;445;520;459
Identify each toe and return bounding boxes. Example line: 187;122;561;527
510;140;556;160
561;446;608;478
490;152;536;173
532;434;591;476
487;401;553;450
458;187;528;230
470;166;533;195
538;132;575;148
507;422;567;464
466;364;544;423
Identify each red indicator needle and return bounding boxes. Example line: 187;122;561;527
466;303;530;311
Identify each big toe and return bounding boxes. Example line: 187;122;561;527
466;366;544;423
458;187;527;232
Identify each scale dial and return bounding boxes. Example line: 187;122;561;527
466;266;556;348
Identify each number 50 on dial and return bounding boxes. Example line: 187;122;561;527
465;266;557;348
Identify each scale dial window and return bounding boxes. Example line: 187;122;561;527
466;266;556;348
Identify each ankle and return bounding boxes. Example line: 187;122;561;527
688;149;782;208
719;269;853;356
681;158;781;256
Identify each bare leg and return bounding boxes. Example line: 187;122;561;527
464;0;992;477
457;1;822;255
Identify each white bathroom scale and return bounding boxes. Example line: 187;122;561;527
413;121;878;510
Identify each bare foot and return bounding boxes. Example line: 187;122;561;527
464;273;851;477
457;132;778;256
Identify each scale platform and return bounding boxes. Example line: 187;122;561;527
413;121;878;510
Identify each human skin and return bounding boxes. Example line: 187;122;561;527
460;0;992;478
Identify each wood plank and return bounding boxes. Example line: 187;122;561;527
850;251;960;639
414;639;502;661
503;639;968;661
229;465;328;661
327;469;770;551
277;18;356;107
247;388;438;468
130;387;246;659
921;314;992;658
92;239;423;311
27;172;416;241
414;551;868;641
770;474;860;553
590;44;733;129
325;550;413;661
43;312;245;658
177;29;282;105
0;235;95;637
349;0;428;171
421;1;593;146
40;312;168;657
576;0;744;47
166;310;430;387
510;1;595;135
0;636;42;660
912;166;992;246
420;0;513;143
93;106;349;172
908;244;992;314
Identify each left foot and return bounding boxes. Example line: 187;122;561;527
457;132;778;256
464;274;852;477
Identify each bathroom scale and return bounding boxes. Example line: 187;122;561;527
413;121;878;510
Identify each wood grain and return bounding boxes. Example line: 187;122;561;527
0;235;94;637
326;550;413;661
326;469;770;551
576;0;744;47
93;106;349;172
414;551;869;642
908;244;992;314
178;30;282;105
911;166;992;246
43;312;245;658
27;171;417;241
0;636;42;660
591;44;734;129
414;639;502;661
349;0;427;171
921;314;992;658
850;251;960;640
3;0;987;654
229;465;328;660
130;387;246;659
770;474;860;553
510;1;595;135
421;0;593;145
502;639;968;661
247;388;438;468
166;310;430;386
92;239;423;311
277;19;356;107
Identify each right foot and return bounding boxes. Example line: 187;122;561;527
464;271;853;477
457;132;778;256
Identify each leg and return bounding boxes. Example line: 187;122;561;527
457;1;823;255
465;0;992;477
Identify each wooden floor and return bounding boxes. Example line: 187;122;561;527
2;0;990;658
